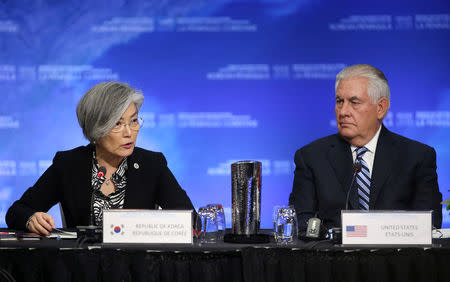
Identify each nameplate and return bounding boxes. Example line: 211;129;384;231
341;210;432;246
103;209;193;244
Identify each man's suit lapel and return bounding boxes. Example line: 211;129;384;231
327;136;356;208
370;126;396;208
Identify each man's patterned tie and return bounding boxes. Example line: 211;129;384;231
355;147;370;210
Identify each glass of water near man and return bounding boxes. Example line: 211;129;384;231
273;205;298;244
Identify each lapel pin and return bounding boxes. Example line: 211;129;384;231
134;163;139;169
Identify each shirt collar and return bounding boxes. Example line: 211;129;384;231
350;124;382;153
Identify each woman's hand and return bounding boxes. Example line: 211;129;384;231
28;212;55;236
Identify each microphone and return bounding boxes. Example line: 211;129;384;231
345;162;362;210
97;166;106;178
76;166;105;243
90;166;106;225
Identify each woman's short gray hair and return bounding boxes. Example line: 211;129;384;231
76;81;144;143
335;64;390;105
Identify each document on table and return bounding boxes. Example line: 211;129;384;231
432;228;450;239
0;232;17;241
48;228;77;239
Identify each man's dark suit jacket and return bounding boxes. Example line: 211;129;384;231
289;126;442;231
6;145;195;230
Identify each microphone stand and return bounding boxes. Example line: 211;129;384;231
76;166;106;244
330;162;362;244
345;162;362;210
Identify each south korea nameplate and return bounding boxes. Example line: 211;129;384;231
341;210;432;246
103;209;193;244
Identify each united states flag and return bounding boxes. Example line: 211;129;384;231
346;225;367;237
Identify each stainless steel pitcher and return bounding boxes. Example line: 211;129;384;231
231;161;262;235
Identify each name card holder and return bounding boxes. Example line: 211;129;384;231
103;209;193;244
341;210;432;246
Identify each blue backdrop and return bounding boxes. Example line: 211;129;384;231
1;0;449;228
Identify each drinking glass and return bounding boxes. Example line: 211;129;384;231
195;207;218;243
206;204;226;241
272;205;282;236
275;206;298;243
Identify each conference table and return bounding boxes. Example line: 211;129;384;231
1;230;449;282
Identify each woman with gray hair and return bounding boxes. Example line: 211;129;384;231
6;81;195;235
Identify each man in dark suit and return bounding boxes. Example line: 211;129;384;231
289;64;442;232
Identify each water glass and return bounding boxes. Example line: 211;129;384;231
272;205;282;235
195;207;218;243
206;204;226;240
275;206;298;243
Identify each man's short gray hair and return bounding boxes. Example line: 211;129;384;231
76;81;144;143
335;64;390;105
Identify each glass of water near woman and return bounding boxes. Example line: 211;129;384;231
206;204;226;240
274;205;298;244
194;204;225;243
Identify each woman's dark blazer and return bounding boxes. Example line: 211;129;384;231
6;145;195;229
